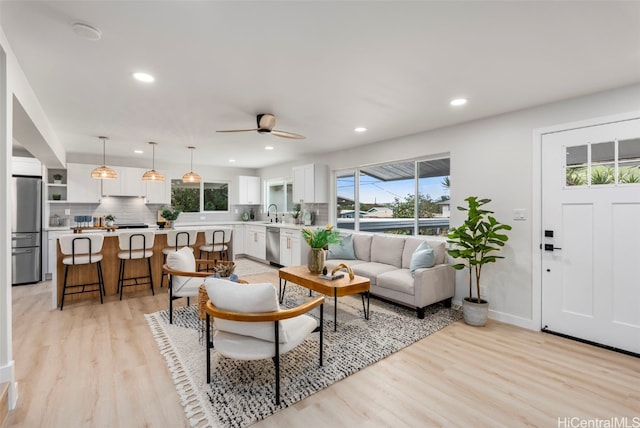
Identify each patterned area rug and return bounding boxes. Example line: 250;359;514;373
232;257;278;276
145;283;461;428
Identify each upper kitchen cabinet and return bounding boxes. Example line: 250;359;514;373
292;163;328;203
145;179;170;204
12;156;42;176
101;166;146;197
67;163;102;203
234;176;261;205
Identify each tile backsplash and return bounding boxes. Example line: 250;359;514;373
48;198;329;227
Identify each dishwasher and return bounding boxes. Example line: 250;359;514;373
266;227;281;266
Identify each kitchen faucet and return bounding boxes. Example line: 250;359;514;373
267;204;279;222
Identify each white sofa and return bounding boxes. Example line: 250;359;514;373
323;233;454;318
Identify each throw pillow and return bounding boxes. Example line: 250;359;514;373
166;246;196;290
327;234;356;260
409;241;435;277
205;278;290;343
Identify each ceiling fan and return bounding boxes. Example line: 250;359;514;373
217;114;305;139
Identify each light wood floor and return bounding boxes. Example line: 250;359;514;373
7;271;640;427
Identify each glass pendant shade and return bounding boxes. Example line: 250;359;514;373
142;142;165;182
91;136;118;179
182;146;201;183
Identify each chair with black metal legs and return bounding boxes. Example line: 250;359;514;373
59;234;105;310
160;229;197;287
198;228;231;271
117;231;155;300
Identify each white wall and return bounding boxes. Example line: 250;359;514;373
260;83;640;328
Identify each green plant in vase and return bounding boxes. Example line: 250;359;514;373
301;225;342;273
161;207;181;228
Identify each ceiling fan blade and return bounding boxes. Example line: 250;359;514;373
216;129;259;133
271;130;306;139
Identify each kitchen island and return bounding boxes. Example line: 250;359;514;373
53;227;232;308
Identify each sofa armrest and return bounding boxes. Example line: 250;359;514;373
413;264;455;307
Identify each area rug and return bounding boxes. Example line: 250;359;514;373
232;258;278;276
145;284;461;428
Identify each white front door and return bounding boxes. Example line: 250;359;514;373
541;118;640;355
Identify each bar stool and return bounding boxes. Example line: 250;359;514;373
198;228;231;271
117;231;156;300
160;229;198;287
59;234;105;310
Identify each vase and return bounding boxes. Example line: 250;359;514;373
307;248;325;274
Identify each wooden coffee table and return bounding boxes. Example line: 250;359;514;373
278;265;370;331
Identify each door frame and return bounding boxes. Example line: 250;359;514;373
532;110;640;331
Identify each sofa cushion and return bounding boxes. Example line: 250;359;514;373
402;238;447;268
205;278;291;343
370;235;405;268
351;262;397;285
327;234;356;260
377;269;415;295
324;259;367;271
410;241;435;277
353;234;372;262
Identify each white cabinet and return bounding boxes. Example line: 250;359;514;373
280;228;302;266
292;164;328;203
244;225;266;260
145;179;170;204
101;167;146;197
67;163;102;203
44;230;66;280
236;176;261;205
233;225;245;255
12;157;42;176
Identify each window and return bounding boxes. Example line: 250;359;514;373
171;180;199;212
265;178;293;212
335;157;450;236
204;182;229;211
171;180;229;212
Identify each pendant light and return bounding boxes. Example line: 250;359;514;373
91;136;118;179
182;146;201;183
142;142;165;181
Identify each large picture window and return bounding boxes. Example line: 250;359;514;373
336;157;450;236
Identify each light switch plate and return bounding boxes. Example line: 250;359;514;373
513;208;526;221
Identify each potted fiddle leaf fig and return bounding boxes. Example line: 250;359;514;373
447;196;511;326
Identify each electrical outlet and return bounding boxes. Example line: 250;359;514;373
64;209;71;215
200;216;206;220
513;208;526;221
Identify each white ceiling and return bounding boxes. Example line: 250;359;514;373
2;1;640;169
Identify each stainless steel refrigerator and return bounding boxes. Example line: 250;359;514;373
11;176;42;285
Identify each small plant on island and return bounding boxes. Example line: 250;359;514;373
104;214;116;222
161;207;181;221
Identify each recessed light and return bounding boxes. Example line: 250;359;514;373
450;98;468;106
354;127;367;133
265;146;274;150
229;159;236;163
133;72;155;83
134;150;144;154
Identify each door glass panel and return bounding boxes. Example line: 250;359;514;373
618;138;640;184
591;141;614;185
565;145;587;187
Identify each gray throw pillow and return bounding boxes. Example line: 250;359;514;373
327;234;356;260
410;241;435;277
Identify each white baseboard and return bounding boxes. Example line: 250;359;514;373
452;298;539;331
0;361;18;409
